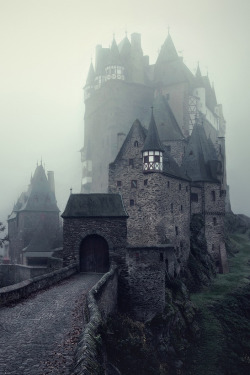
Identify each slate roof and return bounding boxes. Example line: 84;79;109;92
118;35;131;57
22;225;52;254
10;164;59;215
61;194;128;218
108;39;123;66
142;110;165;152
156;33;179;64
182;122;219;182
162;147;189;181
152;94;184;141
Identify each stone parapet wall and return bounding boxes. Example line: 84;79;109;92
0;264;47;288
0;264;77;306
73;265;118;375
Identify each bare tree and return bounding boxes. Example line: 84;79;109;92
0;221;7;248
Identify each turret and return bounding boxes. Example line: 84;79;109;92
142;108;164;172
84;61;95;100
105;38;125;81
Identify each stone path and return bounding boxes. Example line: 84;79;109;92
0;273;101;375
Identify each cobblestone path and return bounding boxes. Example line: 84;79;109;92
0;273;101;375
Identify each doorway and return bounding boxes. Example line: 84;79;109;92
79;234;109;273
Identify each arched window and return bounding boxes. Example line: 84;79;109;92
134;141;139;147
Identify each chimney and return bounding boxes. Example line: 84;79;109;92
47;171;55;193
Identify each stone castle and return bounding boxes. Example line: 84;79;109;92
7;31;229;321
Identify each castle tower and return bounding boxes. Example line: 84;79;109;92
142;108;164;172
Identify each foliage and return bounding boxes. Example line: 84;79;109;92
0;221;7;248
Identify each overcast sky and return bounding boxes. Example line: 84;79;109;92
0;0;250;225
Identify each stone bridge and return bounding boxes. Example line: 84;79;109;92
0;273;102;375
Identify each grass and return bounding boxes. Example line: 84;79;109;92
191;233;250;306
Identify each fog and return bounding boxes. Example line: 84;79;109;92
1;0;250;227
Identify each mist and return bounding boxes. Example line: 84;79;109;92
1;0;250;227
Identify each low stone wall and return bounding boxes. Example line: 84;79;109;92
0;264;77;306
73;265;118;375
0;264;48;288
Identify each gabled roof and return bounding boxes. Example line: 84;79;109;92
142;109;164;152
85;61;95;85
182;121;219;182
112;119;147;164
152;94;184;141
61;193;128;218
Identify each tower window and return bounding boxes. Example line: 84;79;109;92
144;179;148;186
180;205;183;212
117;181;122;187
171;203;173;213
191;193;198;202
167;181;170;188
179;184;182;190
129;159;134;168
160;253;164;262
213;217;217;226
186;186;188;192
134;141;139;147
131;180;137;188
211;191;216;201
175;226;179;235
130;199;134;206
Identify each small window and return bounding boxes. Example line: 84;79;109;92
131;180;137;188
117;181;122;187
129;159;134;167
180;205;183;212
211;191;216;201
130;199;134;206
191;193;198;202
175;226;179;235
179;184;182;190
166;145;171;152
160;253;164;262
154;155;160;162
167;181;170;188
186;186;188;192
189;150;193;156
171;203;173;213
144;179;148;186
213;217;217;226
134;141;139;147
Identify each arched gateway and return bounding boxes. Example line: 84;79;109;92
80;234;109;273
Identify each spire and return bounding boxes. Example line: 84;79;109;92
156;33;179;64
196;62;202;78
109;37;122;65
85;61;95;85
142;108;164;152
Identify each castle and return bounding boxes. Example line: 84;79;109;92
62;32;229;320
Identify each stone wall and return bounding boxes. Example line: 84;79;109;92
73;265;118;375
0;264;48;288
126;246;174;321
63;217;127;267
0;264;77;306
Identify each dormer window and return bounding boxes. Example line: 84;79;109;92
143;151;163;171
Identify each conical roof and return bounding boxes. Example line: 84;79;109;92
142;109;164;152
118;35;131;57
108;38;123;66
156;33;179;64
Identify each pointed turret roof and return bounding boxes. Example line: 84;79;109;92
108;38;123;66
85;61;95;86
156;33;179;64
182;120;218;182
142;109;164;152
11;164;59;213
152;94;184;141
118;35;131;57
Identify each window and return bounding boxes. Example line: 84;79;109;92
129;159;134;168
167;181;170;188
160;253;164;262
175;226;179;235
166;145;171;152
189;150;193;156
211;191;216;201
180;205;183;212
144;179;148;186
179;184;182;190
191;193;198;202
131;180;137;188
186;186;188;192
213;217;217;226
134;141;139;147
117;181;122;187
130;199;134;206
171;203;173;213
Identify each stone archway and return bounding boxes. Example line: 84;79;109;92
79;234;109;273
